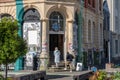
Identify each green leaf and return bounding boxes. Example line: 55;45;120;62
0;17;27;65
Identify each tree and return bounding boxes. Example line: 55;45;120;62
0;17;27;80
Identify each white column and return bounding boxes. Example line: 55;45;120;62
67;20;74;53
65;20;73;69
40;18;49;70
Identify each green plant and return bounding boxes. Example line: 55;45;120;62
0;74;13;80
0;17;27;80
7;78;13;80
0;74;4;80
97;71;107;80
113;72;120;80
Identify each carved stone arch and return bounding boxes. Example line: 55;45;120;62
18;5;41;22
0;13;13;19
46;5;73;20
23;8;40;22
0;6;16;19
24;5;41;17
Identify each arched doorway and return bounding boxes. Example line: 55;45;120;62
49;11;65;65
22;8;41;69
23;8;41;52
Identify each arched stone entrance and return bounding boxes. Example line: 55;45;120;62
49;11;65;66
22;8;41;70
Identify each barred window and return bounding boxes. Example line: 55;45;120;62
115;40;118;54
49;11;64;31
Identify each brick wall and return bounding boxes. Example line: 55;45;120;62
84;0;96;12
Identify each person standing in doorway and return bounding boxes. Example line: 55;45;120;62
54;47;61;67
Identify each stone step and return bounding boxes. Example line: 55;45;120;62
48;66;76;72
50;61;65;67
47;61;67;72
48;67;65;72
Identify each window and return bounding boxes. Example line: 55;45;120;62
100;24;103;46
88;20;91;42
92;0;95;8
49;11;64;31
115;16;119;32
103;17;106;30
107;16;110;30
115;40;118;54
88;0;91;4
99;0;102;11
93;22;95;44
23;8;40;22
115;0;119;9
75;12;78;25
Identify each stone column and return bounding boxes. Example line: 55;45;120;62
67;20;74;53
40;18;49;70
64;20;73;70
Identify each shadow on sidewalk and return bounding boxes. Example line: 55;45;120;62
47;74;70;79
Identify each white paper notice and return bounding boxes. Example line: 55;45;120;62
28;30;37;45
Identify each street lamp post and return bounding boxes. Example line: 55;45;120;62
108;40;111;63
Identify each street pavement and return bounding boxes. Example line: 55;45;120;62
0;70;91;80
47;70;91;80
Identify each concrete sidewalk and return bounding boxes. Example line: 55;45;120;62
0;70;92;80
0;70;46;80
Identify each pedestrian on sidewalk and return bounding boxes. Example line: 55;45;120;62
72;49;77;70
66;52;74;72
54;47;61;67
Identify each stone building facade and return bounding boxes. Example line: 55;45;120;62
0;0;103;70
106;0;120;64
0;0;81;70
103;0;110;63
82;0;103;67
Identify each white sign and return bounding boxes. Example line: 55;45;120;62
28;30;37;45
23;22;41;52
76;63;82;71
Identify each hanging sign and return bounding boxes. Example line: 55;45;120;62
76;62;83;71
